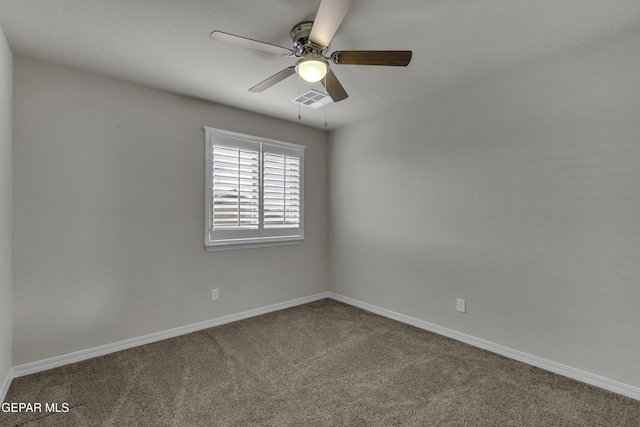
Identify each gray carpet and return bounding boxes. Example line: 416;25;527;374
2;299;639;426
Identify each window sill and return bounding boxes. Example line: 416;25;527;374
205;237;303;252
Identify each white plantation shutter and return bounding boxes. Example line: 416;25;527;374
204;127;304;250
211;145;260;230
263;151;301;230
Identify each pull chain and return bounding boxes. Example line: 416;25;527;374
298;74;302;120
323;73;328;128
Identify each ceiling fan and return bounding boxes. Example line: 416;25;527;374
209;0;412;103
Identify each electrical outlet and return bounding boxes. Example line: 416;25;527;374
211;288;219;301
456;298;466;313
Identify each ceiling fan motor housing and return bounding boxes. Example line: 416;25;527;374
291;21;326;56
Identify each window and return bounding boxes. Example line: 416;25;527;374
204;127;305;251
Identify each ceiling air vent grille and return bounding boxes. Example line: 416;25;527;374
291;89;333;109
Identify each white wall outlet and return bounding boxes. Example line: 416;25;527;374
456;298;466;313
211;288;219;301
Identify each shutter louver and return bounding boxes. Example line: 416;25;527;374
211;145;260;230
263;153;301;229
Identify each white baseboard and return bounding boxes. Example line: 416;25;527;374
1;368;12;403
8;290;639;402
11;292;330;379
327;292;640;401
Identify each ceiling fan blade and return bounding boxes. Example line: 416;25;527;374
331;50;413;66
210;31;294;57
309;0;353;48
249;66;297;92
321;69;348;102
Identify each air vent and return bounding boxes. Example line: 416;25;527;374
291;89;333;109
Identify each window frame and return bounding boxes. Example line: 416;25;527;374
204;126;305;251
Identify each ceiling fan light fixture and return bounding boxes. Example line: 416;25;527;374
296;56;329;83
210;0;411;105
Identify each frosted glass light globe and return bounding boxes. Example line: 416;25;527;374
296;57;328;82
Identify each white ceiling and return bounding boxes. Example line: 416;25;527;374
1;0;640;130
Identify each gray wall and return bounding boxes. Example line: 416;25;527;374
0;24;12;386
329;27;640;387
12;56;328;365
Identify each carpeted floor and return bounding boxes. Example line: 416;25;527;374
2;299;639;426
